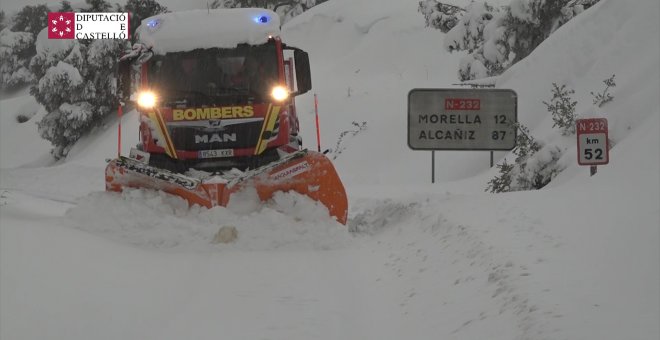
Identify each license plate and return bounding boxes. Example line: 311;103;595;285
198;149;234;159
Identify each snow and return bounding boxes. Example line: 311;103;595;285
64;189;350;251
0;90;51;168
41;61;82;87
136;8;281;54
34;27;76;56
0;28;32;48
1;0;659;339
444;1;499;52
59;101;92;121
509;0;542;24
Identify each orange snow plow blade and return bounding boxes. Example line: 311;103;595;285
105;150;348;224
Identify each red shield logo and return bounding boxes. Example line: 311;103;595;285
48;12;75;39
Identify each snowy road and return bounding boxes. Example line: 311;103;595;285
2;142;657;340
0;186;548;340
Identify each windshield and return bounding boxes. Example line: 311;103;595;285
147;42;279;106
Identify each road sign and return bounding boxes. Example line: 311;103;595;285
576;118;609;165
408;89;517;150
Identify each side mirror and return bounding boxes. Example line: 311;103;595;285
116;43;153;102
294;49;312;95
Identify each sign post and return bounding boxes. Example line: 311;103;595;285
408;89;517;182
431;151;435;183
576;118;609;176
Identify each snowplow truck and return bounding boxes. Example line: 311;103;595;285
105;8;348;224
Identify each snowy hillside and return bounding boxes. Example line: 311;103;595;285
1;0;658;339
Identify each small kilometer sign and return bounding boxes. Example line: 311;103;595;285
576;118;609;165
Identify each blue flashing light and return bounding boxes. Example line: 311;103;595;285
254;15;269;24
146;19;160;30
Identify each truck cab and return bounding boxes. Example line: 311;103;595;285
121;9;311;173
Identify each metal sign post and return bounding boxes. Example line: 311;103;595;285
576;118;609;176
408;89;517;183
314;93;321;152
431;150;435;183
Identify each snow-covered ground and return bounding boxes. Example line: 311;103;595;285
1;0;658;339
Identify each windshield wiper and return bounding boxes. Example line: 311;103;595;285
163;89;218;105
171;89;213;99
216;86;261;98
162;88;260;106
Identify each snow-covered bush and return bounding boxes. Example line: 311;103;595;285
10;4;49;38
418;0;464;33
0;4;87;89
332;121;367;160
487;75;613;193
30;29;126;158
0;29;35;88
487;122;563;193
443;2;500;53
543;83;577;136
23;0;171;158
34;61;83;111
443;1;510;80
591;74;616;107
0;5;51;89
486;159;513;192
82;0;113;12
443;0;599;81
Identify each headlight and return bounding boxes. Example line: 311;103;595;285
137;91;157;109
270;86;289;102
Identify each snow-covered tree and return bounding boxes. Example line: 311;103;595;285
442;1;510;80
81;0;112;12
277;0;319;23
418;0;465;33
505;0;570;65
59;1;75;12
124;0;169;40
506;0;598;69
210;0;326;23
0;11;6;31
0;4;51;88
442;2;500;53
11;4;49;38
0;29;35;89
30;29;126;158
443;0;599;81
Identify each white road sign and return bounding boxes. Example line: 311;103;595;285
577;118;609;165
408;89;517;150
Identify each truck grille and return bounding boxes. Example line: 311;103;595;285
168;120;264;151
